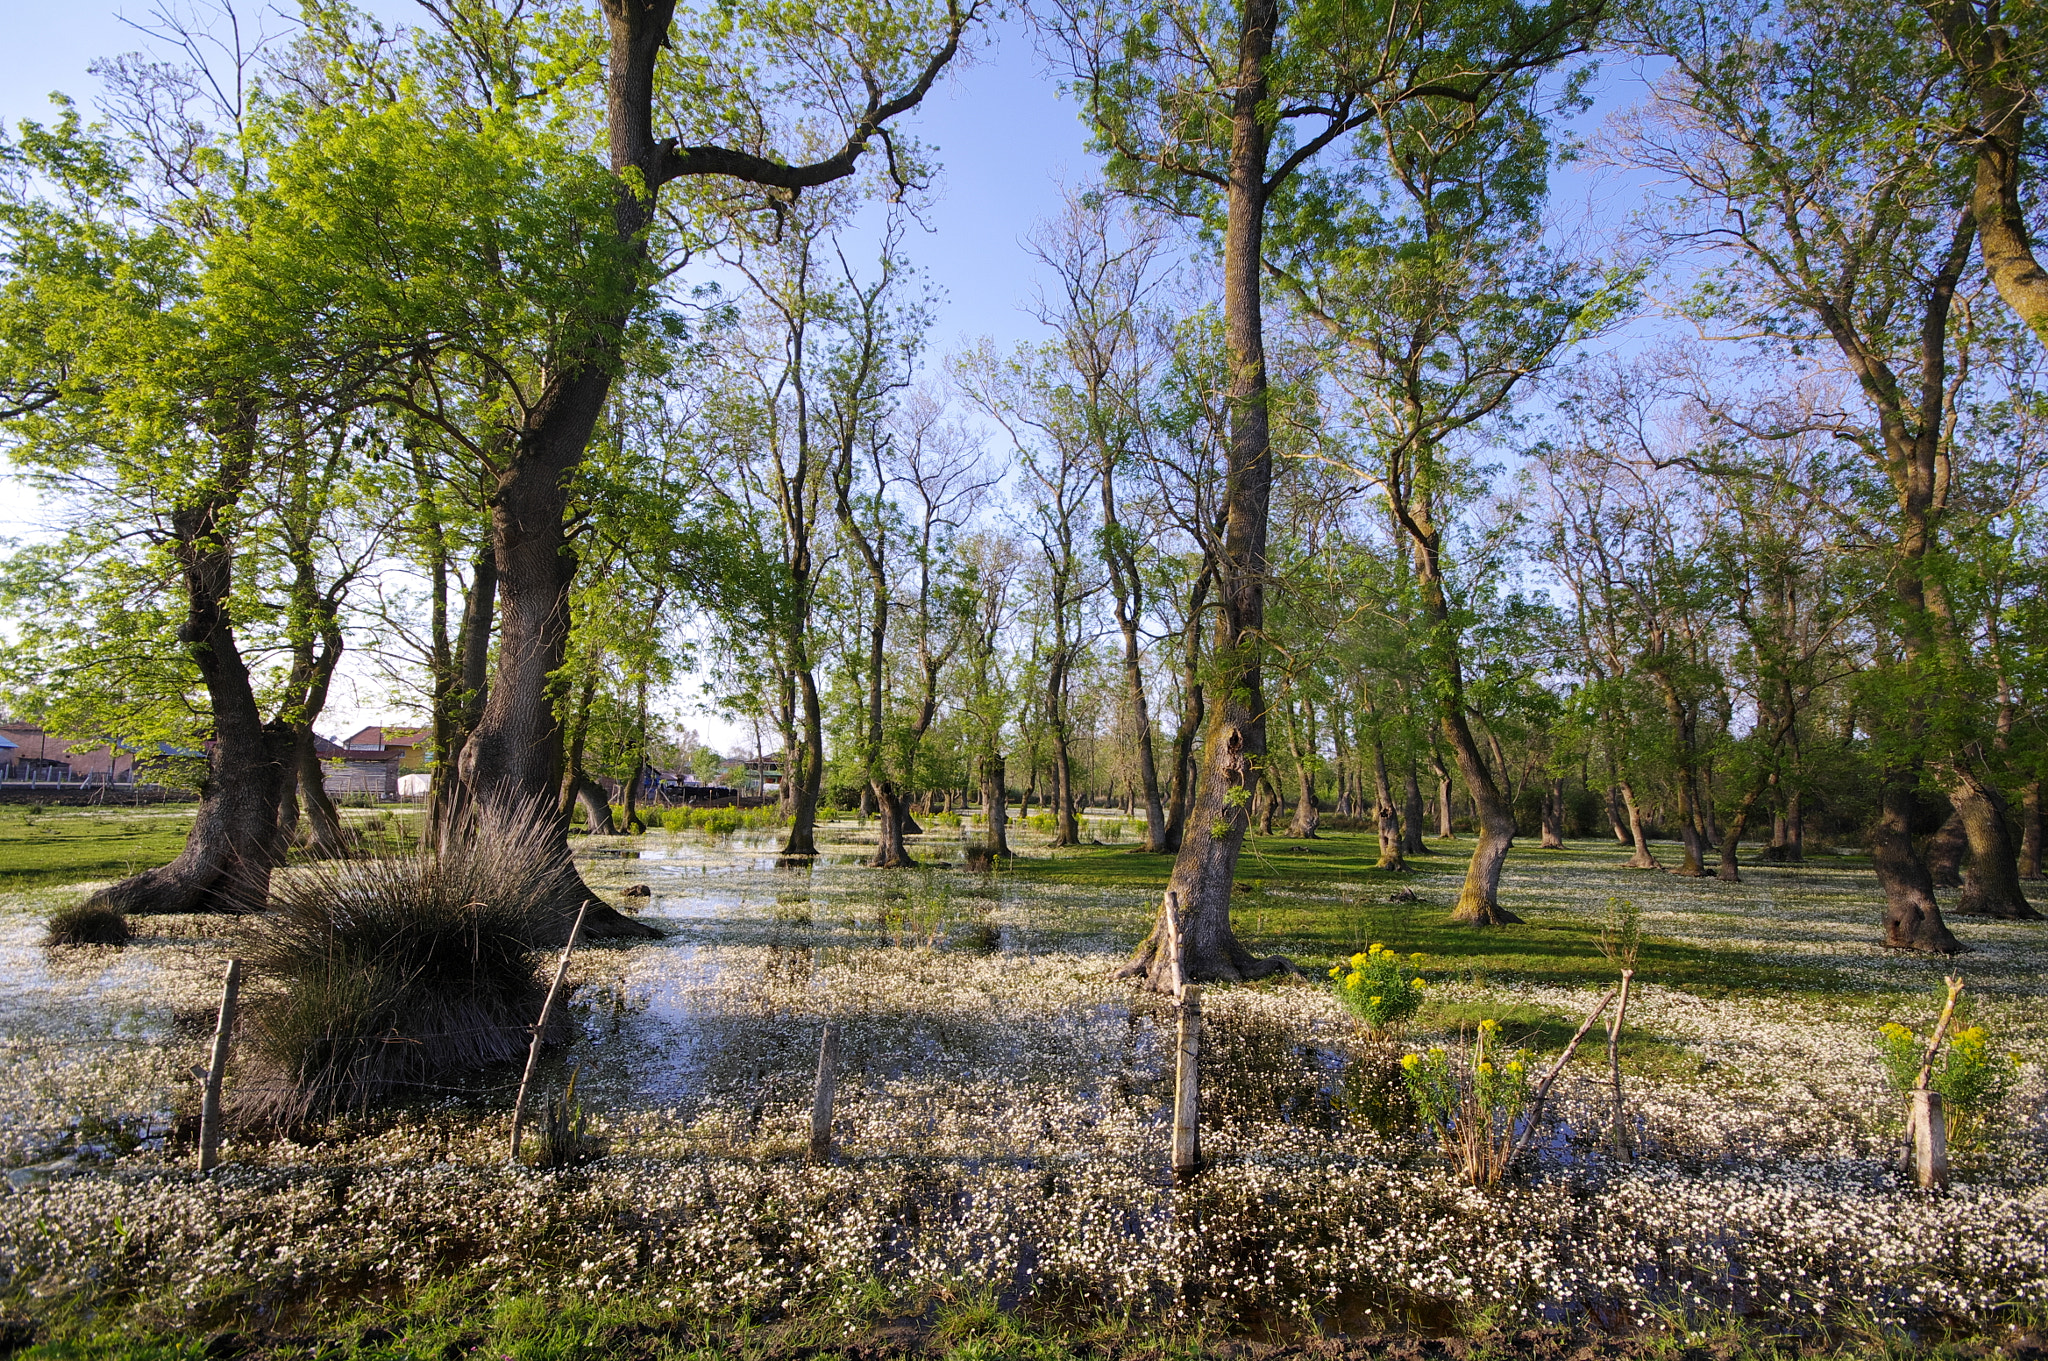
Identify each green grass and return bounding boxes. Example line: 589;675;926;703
0;804;193;891
8;1272;1996;1360
1005;829;1845;997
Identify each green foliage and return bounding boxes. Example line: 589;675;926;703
524;1069;601;1170
658;805;786;835
1598;896;1641;971
1328;943;1429;1035
1401;1018;1532;1187
1878;1002;2019;1151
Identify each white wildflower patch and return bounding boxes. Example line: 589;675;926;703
1;829;2044;1334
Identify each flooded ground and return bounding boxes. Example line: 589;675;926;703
2;819;2046;1336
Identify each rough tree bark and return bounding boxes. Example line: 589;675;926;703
1401;760;1431;855
1947;768;2040;917
1285;683;1320;838
88;418;293;916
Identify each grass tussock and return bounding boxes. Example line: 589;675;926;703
41;900;129;946
238;802;566;1128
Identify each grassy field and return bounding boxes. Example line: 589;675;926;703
0;804;195;891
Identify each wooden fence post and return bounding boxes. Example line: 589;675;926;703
197;958;241;1174
1165;892;1201;1176
1908;1088;1949;1190
809;1022;841;1160
509;901;589;1162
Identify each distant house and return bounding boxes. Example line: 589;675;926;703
321;725;432;798
0;723;181;785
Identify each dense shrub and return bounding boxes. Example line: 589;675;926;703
43;901;129;947
238;802;566;1127
658;806;786;835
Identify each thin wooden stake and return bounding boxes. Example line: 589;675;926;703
1607;968;1634;1159
1511;983;1619;1163
809;1022;841;1160
509;901;589;1162
1164;891;1201;1175
1909;1088;1949;1190
1912;975;1966;1091
197;958;241;1174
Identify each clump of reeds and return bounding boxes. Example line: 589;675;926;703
43;901;130;947
237;800;565;1127
525;1068;602;1168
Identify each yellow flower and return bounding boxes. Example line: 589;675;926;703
1413;977;1428;989
1346;974;1363;989
1506;1061;1525;1076
1477;1062;1495;1076
1878;1022;1912;1041
1369;996;1383;1006
1328;965;1342;979
1400;1054;1420;1071
1410;952;1425;963
1481;1019;1500;1033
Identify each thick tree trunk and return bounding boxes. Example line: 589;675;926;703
294;732;351;858
1926;810;1967;888
1875;772;1962;952
782;668;825;856
1104;473;1169;852
1050;708;1081;847
1256;771;1280;835
1540;777;1566;849
1949;770;2040;918
871;780;915;868
88;464;293;917
1432;756;1454;838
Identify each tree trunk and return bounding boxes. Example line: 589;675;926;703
1926;810;1967;888
1949;770;2040;918
1401;761;1430;855
1928;1;2048;347
88;453;293;917
1606;783;1631;845
1370;729;1403;871
1432;755;1454;838
1162;583;1208;853
1540;777;1566;849
1875;772;1962;952
980;752;1011;859
1115;0;1293;989
1104;468;1170;851
782;668;825;856
1256;771;1280;835
1285;685;1319;838
428;544;495;850
1618;779;1661;869
294;732;351;858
